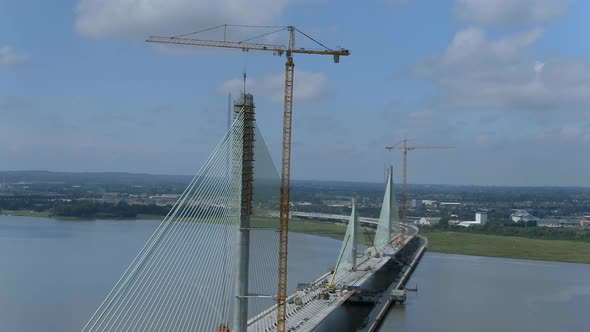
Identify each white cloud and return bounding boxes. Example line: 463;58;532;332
416;28;590;112
534;61;545;74
475;134;491;145
442;27;543;65
407;111;433;127
454;0;569;26
218;71;329;102
75;0;290;38
0;46;29;65
530;126;590;145
218;77;248;97
559;126;582;141
558;126;590;145
287;71;329;102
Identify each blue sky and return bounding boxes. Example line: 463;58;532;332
1;0;590;186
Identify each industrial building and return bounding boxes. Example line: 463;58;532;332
418;217;441;225
511;210;537;223
458;212;487;227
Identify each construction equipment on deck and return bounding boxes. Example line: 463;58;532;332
146;25;349;332
390;289;407;304
385;140;453;242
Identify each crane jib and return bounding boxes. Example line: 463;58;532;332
146;36;350;58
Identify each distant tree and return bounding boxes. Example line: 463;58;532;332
438;216;450;228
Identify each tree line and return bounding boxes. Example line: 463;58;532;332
51;201;172;219
0;198;172;219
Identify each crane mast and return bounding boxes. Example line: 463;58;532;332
402;145;408;241
277;27;295;332
147;25;349;332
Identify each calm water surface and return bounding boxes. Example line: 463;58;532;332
0;215;339;331
0;215;158;332
379;252;590;332
1;215;588;332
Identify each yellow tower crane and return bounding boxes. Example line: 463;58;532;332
385;140;453;241
146;25;349;332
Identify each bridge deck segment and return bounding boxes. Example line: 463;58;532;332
247;226;417;332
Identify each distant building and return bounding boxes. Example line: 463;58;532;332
149;194;180;199
327;203;348;207
418;217;441;225
475;212;487;224
440;202;461;206
538;219;565;227
511;210;536;223
421;200;437;206
149;194;181;206
581;216;590;227
161;194;181;199
448;214;460;225
458;212;487;227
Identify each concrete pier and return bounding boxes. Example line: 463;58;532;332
361;236;428;332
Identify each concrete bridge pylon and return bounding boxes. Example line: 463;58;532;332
332;197;361;281
375;165;400;251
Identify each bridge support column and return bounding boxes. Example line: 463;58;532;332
233;93;255;332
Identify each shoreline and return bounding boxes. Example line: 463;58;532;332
0;210;165;221
1;212;588;264
420;230;590;265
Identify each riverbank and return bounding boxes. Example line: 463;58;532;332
250;216;378;243
251;216;346;238
255;219;590;264
1;210;52;218
0;211;348;232
420;230;590;264
1;210;166;221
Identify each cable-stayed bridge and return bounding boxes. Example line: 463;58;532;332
81;94;423;332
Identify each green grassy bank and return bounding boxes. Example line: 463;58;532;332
251;218;590;264
420;230;590;264
1;210;52;218
250;217;376;243
251;217;346;240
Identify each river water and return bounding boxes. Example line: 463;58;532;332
0;215;588;332
380;252;590;332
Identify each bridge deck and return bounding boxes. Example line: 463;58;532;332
247;235;413;332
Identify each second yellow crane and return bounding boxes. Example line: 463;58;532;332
385;139;453;241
